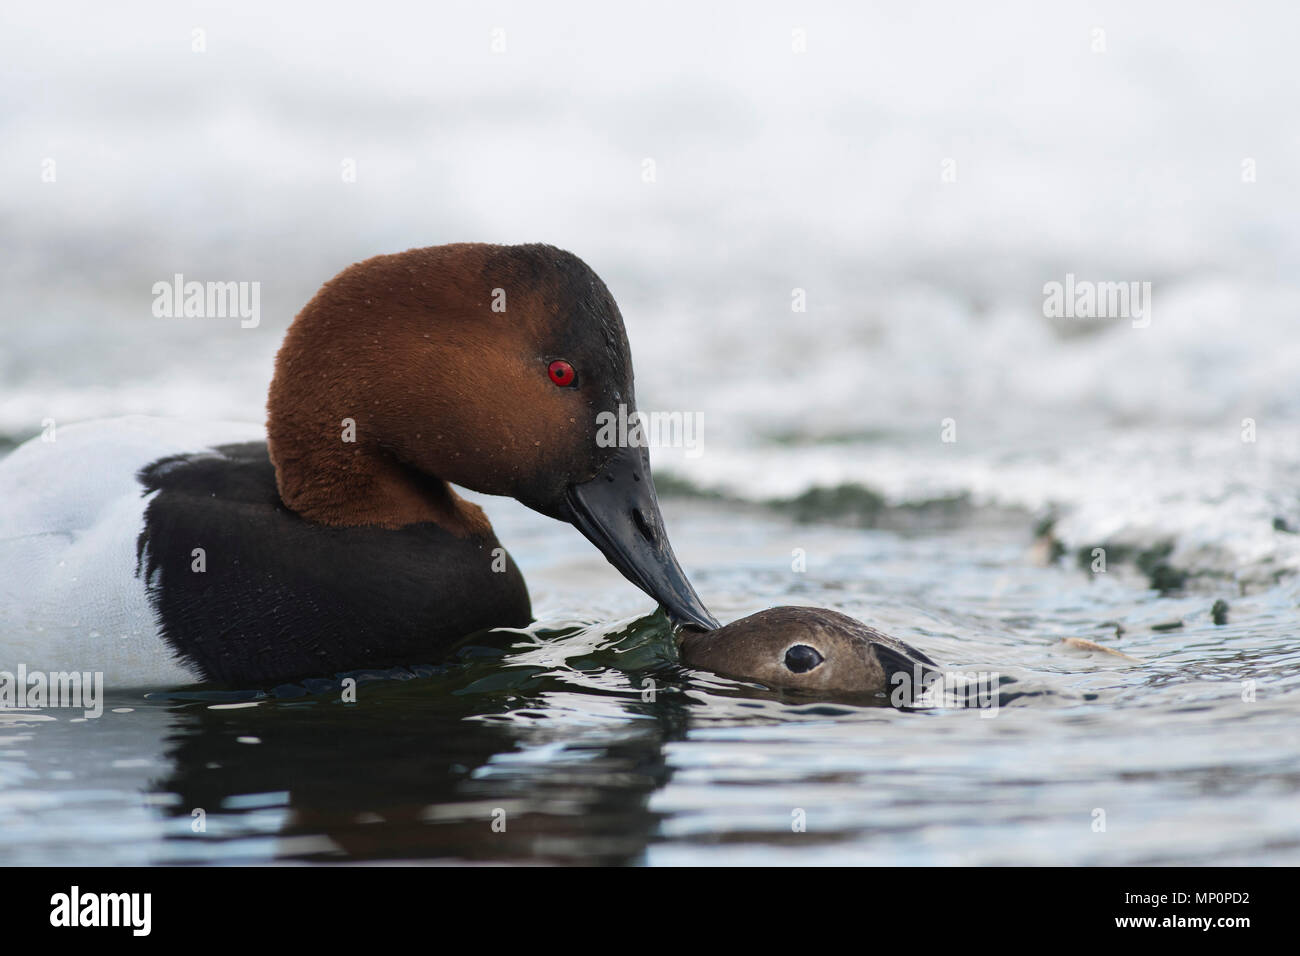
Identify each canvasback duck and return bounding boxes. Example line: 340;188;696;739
0;243;717;688
678;606;941;701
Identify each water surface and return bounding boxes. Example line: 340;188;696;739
4;497;1296;865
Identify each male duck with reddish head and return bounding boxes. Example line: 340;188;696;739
0;243;717;687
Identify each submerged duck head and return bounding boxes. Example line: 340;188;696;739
266;242;717;630
678;606;940;700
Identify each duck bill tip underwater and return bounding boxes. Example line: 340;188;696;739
558;443;719;632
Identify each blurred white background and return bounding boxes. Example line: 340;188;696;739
3;0;1299;577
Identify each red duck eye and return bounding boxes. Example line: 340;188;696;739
548;359;576;387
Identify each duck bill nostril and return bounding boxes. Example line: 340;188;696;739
630;507;658;545
561;445;719;631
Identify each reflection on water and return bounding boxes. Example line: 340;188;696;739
3;505;1298;866
156;678;677;864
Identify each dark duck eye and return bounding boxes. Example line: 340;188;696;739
784;644;824;673
548;359;577;387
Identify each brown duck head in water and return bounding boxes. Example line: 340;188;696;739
677;606;941;702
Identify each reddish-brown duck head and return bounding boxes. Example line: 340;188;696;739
267;242;717;631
